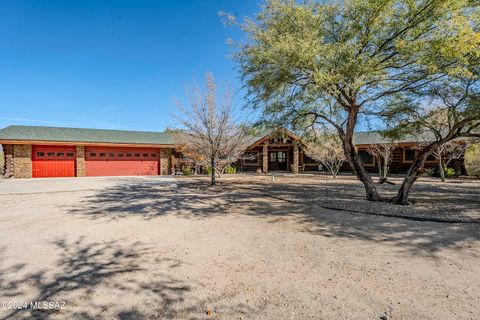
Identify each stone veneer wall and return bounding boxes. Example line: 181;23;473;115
13;144;32;179
76;146;85;177
3;145;14;177
263;143;268;173
292;142;299;174
160;148;172;175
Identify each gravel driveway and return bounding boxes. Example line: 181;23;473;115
0;176;479;319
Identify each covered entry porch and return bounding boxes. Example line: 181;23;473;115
240;129;306;174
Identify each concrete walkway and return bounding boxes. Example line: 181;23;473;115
0;176;177;194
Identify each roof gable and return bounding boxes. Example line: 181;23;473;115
247;128;302;149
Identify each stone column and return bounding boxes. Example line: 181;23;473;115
293;142;299;174
76;146;85;177
263;142;268;173
3;144;14;177
13;145;32;179
160;148;173;175
170;152;176;175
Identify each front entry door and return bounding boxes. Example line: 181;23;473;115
269;151;287;171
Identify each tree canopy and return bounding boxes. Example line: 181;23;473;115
233;0;480;203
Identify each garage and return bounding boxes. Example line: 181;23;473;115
85;147;160;176
32;145;76;178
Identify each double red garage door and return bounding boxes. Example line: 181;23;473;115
32;146;160;178
85;147;159;177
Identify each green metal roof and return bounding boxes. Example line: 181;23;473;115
2;125;465;147
0;125;174;145
353;131;436;145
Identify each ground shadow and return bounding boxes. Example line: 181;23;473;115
68;176;480;257
0;237;254;319
69;178;280;221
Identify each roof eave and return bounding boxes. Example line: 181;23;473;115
0;139;176;148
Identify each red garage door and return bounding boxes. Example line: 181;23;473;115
32;146;76;178
85;147;160;176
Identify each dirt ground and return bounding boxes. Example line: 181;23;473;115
228;173;480;223
0;175;479;320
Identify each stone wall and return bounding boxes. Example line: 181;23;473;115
160;148;172;175
292;143;299;174
263;143;268;173
76;146;85;177
2;145;14;177
13;144;32;179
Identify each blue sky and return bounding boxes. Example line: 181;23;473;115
0;0;260;131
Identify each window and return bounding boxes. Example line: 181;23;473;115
118;154;124;157
66;153;74;157
47;152;55;157
403;148;436;163
303;154;317;164
135;153;140;157
126;154;132;157
151;154;157;158
109;153;115;157
404;149;416;162
57;152;64;157
243;152;259;164
36;152;45;157
143;153;148;157
99;153;106;157
90;153;97;157
358;150;374;165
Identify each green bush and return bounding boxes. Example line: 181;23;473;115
425;167;457;178
182;167;193;176
0;150;4;175
224;166;237;174
465;144;480;177
443;167;456;178
202;166;213;175
425;168;436;177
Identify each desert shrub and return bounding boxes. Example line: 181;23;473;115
202;166;213;175
425;167;457;178
182;167;193;176
0;150;3;175
224;166;237;174
443;167;457;178
425;168;437;177
465;144;480;178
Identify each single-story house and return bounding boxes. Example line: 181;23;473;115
0;125;465;178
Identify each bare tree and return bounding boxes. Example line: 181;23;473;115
367;143;398;184
305;134;345;178
430;141;467;182
174;73;249;185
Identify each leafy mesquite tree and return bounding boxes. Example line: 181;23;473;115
174;73;249;185
232;0;480;203
384;76;480;202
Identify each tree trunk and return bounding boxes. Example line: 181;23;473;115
394;133;459;205
340;108;382;201
394;148;435;204
210;156;216;185
439;158;445;182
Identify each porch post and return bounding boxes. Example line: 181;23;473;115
263;142;268;173
293;142;299;174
